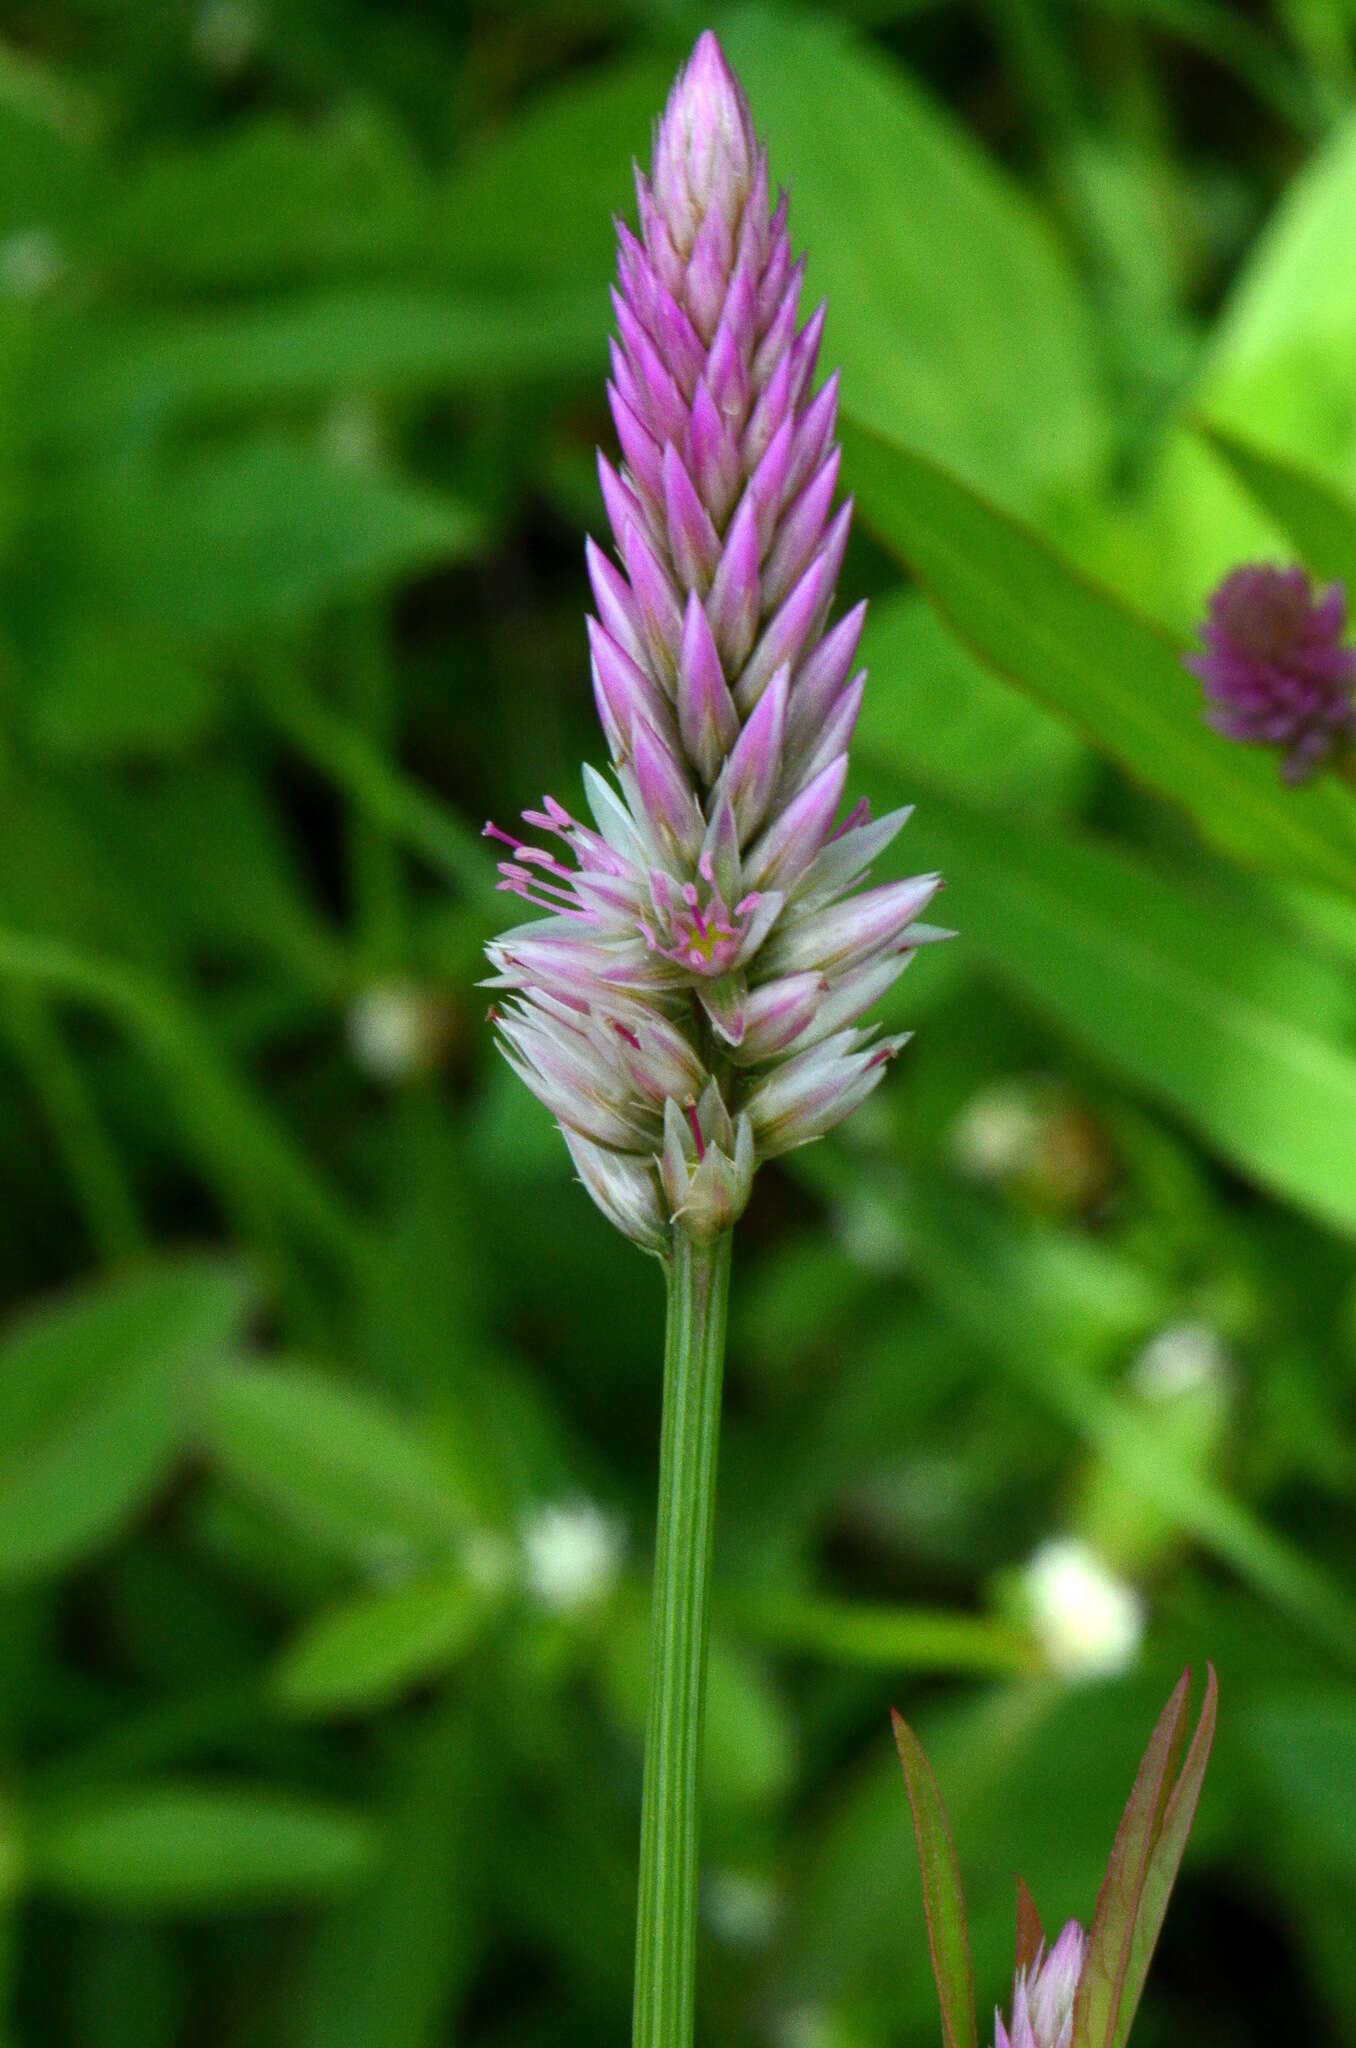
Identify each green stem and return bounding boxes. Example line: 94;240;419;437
633;1227;733;2048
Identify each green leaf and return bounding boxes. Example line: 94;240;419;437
272;1572;488;1719
1073;1671;1216;2048
1243;1689;1356;1872
1072;1674;1191;2048
0;1260;254;1582
202;1359;470;1570
440;57;671;288
847;422;1356;896
59;437;482;636
872;1172;1356;1663
1077;0;1315;129
1202;110;1356;479
93;110;430;287
0;928;367;1272
1201;424;1356;590
723;6;1105;505
42;285;608;448
885;780;1356;1238
1116;1667;1218;2048
731;1591;1035;1677
701;1636;797;1809
28;1783;378;1913
858;591;1088;812
31;622;220;759
891;1711;978;2048
284;1705;483;2048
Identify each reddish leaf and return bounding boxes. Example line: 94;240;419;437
1015;1874;1045;1975
1072;1671;1192;2048
1113;1666;1218;2048
892;1709;978;2048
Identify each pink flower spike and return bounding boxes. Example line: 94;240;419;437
743;754;849;892
715;663;788;842
485;29;950;1246
676;590;740;785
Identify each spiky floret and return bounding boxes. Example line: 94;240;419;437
485;31;948;1246
994;1922;1086;2048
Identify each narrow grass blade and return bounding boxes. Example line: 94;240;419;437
892;1711;978;2048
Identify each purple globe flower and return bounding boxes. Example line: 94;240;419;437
1186;562;1356;783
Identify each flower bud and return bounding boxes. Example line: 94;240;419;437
660;1089;754;1240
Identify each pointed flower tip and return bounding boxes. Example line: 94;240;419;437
670;30;754;154
1188;559;1356;781
651;29;759;251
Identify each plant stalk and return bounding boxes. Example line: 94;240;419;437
632;1226;733;2048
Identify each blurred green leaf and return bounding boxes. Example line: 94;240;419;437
859;591;1089;812
1201;424;1356;590
0;929;367;1269
1079;0;1316;129
29;622;220;759
701;1635;797;1808
848;422;1356;895
732;1591;1036;1675
43;285;608;446
1202;110;1356;480
1243;1689;1356;1871
897;783;1356;1237
886;1174;1356;1662
28;1783;379;1913
282;1705;484;2048
93;111;431;286
59;437;482;635
724;4;1106;505
272;1570;489;1718
203;1359;471;1569
0;1260;253;1582
440;57;671;287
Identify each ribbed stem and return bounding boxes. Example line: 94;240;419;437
632;1227;733;2048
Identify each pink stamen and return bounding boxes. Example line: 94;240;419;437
685;1101;706;1159
610;1019;643;1050
483;820;523;850
830;797;871;841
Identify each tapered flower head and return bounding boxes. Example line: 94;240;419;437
995;1921;1085;2048
1186;562;1356;782
485;31;949;1249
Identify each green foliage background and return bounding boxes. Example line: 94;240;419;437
1;1;1356;2042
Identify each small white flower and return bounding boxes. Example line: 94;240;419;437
0;230;63;300
1022;1537;1145;1681
1130;1321;1229;1403
346;982;444;1084
950;1080;1043;1182
704;1868;780;1948
192;0;258;75
773;2005;852;2048
320;398;388;472
522;1500;624;1612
